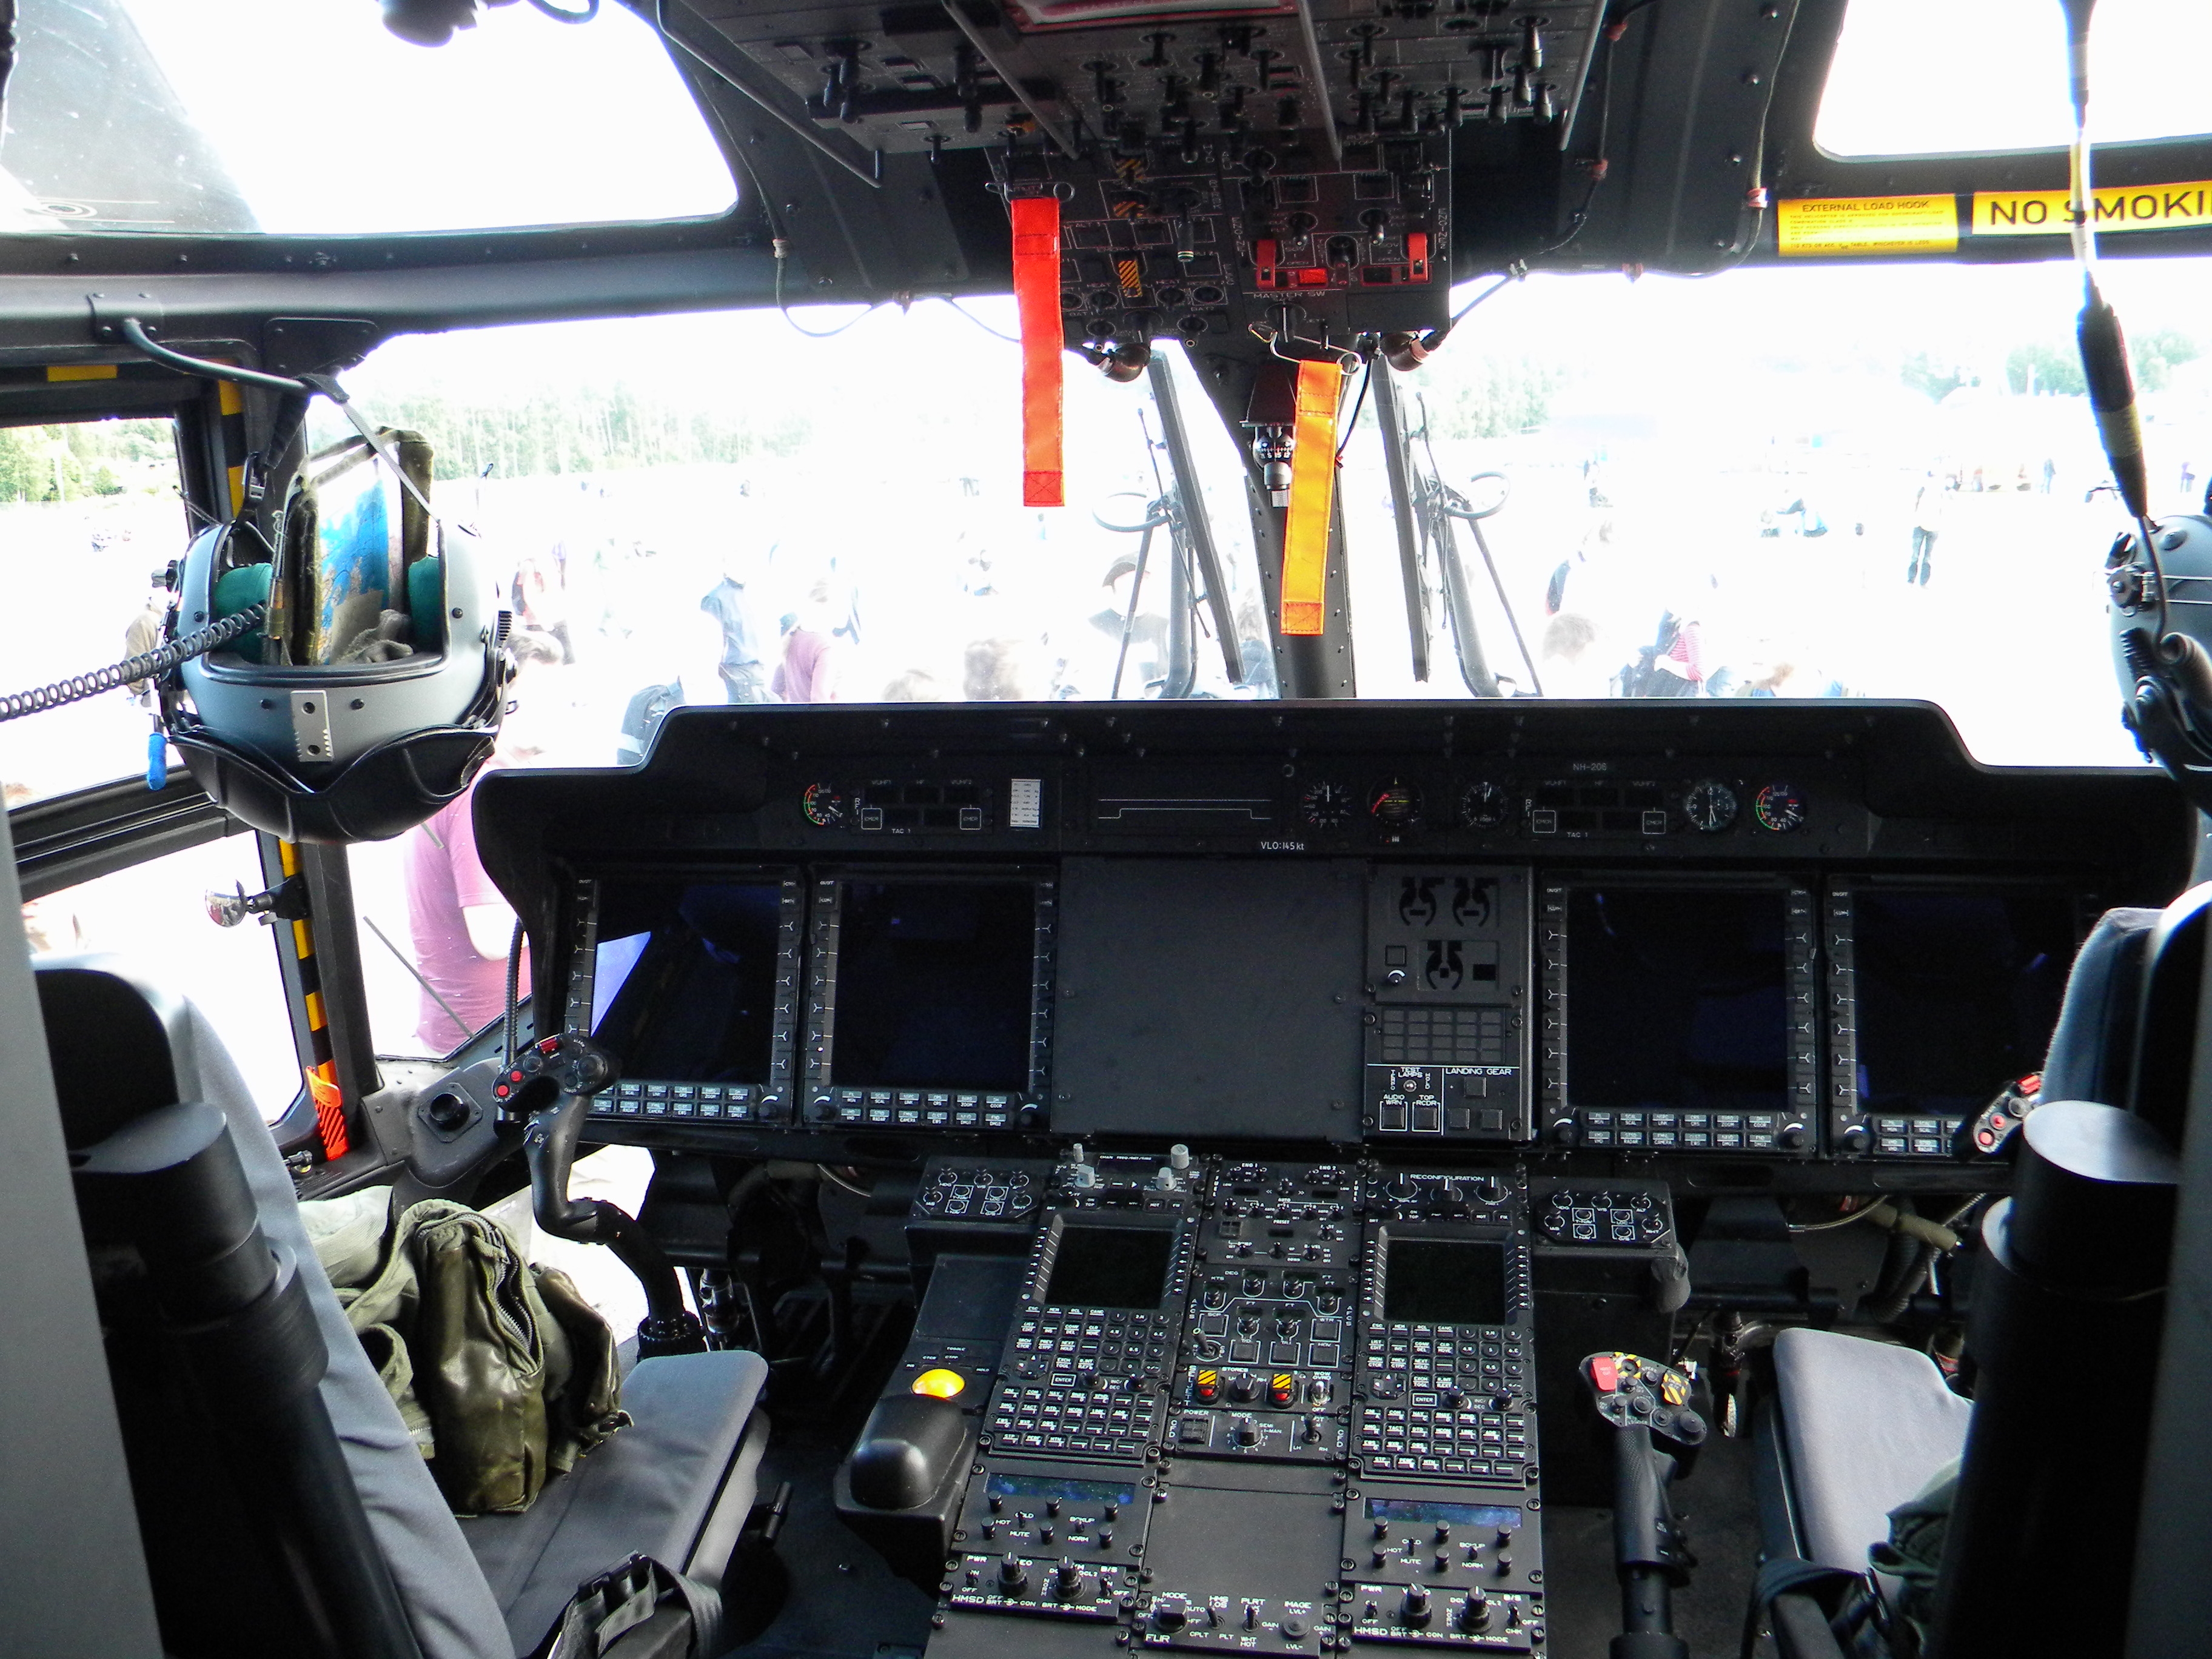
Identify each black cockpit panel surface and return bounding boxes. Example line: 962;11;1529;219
1053;857;1364;1143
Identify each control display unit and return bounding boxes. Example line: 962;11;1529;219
569;873;803;1125
1825;883;2084;1159
806;872;1056;1131
1358;1170;1537;1487
1540;880;1817;1155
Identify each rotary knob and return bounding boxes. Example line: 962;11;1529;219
1234;1418;1262;1447
1401;1585;1433;1628
997;1552;1028;1594
1461;1589;1493;1632
1054;1558;1083;1599
1228;1372;1262;1403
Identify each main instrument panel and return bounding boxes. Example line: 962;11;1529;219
465;702;2185;1657
476;702;2187;1179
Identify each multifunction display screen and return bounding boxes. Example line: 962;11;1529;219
1852;890;2077;1116
1044;1224;1176;1310
1566;887;1788;1114
1381;1238;1507;1326
830;880;1036;1091
590;881;783;1083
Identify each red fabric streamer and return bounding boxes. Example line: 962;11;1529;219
1011;195;1065;508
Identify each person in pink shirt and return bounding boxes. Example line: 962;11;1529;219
773;579;846;703
401;631;563;1050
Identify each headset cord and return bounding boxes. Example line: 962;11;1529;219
502;917;527;1076
0;603;266;725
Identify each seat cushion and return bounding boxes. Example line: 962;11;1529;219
461;1349;769;1653
1772;1328;1972;1571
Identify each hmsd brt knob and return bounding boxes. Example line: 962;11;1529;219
1054;1558;1083;1599
1401;1585;1432;1627
997;1552;1028;1594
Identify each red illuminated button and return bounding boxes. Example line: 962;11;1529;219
1269;1373;1296;1407
1193;1369;1221;1404
1591;1354;1618;1392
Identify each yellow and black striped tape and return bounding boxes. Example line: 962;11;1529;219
278;840;350;1159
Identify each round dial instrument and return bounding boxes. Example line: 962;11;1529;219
1754;782;1806;833
1300;780;1355;829
1368;777;1423;830
1682;779;1739;833
800;783;846;827
1458;780;1513;830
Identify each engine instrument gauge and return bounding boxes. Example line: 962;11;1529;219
801;783;846;827
1458;780;1513;830
1753;782;1806;833
1682;779;1738;833
1368;778;1423;830
1299;780;1354;829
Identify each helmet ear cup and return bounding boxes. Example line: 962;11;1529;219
2111;516;2212;811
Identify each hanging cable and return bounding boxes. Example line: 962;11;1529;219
501;917;526;1076
933;295;1023;344
773;240;884;337
1336;356;1375;460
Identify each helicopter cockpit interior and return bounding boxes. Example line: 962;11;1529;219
6;2;2212;1658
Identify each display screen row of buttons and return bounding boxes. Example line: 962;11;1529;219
820;1087;1024;1128
1869;1114;1965;1156
592;1081;774;1121
1574;1109;1797;1150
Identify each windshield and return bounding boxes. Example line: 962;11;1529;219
0;0;734;235
1818;0;2212;157
296;252;2206;772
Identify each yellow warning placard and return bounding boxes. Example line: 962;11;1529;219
1775;194;1959;256
1972;181;2212;236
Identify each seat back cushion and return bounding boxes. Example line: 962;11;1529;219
139;968;513;1659
2040;906;2161;1107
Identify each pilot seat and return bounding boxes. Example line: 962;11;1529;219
38;955;775;1659
1752;901;2173;1658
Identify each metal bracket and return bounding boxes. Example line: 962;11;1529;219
204;874;310;929
85;291;163;343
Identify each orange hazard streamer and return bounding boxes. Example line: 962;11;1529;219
1279;358;1343;636
1011;196;1064;507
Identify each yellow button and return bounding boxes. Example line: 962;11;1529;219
912;1368;966;1399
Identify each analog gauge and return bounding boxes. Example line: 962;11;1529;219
1458;780;1513;831
1754;782;1806;833
1369;777;1423;830
801;783;846;827
1300;780;1355;830
1682;779;1739;833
